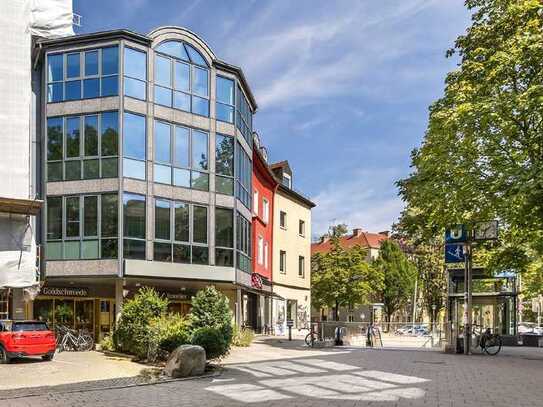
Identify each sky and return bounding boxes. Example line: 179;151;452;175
74;0;472;239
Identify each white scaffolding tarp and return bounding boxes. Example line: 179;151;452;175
0;214;37;289
29;0;75;38
0;1;73;290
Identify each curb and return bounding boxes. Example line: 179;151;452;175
0;368;223;401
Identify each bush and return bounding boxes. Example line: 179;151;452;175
190;286;233;358
113;287;168;359
99;335;114;352
191;327;229;360
232;325;255;347
150;313;191;354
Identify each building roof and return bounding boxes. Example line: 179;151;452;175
311;229;390;255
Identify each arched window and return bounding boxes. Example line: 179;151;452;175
153;41;209;117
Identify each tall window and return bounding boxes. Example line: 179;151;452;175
215;134;234;195
236;85;252;146
45;193;118;260
236;212;251;273
47;112;119;181
216;76;234;123
298;256;305;278
153;41;209;117
299;220;305;237
123;193;146;259
124;47;147;100
264;241;269;269
279;250;286;274
236;142;251;209
47;46;119;103
253;190;259;216
123;112;146;180
280;211;287;228
282;173;292;188
215;207;234;267
153;198;209;265
257;236;264;265
153;120;209;191
262;199;269;223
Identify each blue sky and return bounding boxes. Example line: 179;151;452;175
74;0;471;238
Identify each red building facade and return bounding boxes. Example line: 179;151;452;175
251;146;277;283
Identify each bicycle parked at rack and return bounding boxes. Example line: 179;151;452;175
55;325;94;352
472;324;502;355
304;324;323;347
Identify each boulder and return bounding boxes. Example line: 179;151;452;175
164;345;206;378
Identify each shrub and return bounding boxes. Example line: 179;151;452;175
113;287;168;359
190;286;234;358
99;335;114;352
232;325;255;347
150;313;191;354
191;326;229;360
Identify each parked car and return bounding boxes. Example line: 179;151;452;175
518;322;543;335
0;320;56;363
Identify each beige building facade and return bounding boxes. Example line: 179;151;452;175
270;162;314;334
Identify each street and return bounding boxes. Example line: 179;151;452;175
2;338;542;407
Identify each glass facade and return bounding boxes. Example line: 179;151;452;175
44;36;258;275
47;47;119;103
153;120;209;191
153;198;209;265
46;193;118;260
124;47;147;100
153;40;210;117
47;112;119;181
236;142;252;209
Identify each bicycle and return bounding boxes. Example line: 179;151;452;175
304;324;323;347
56;325;94;352
472;325;502;355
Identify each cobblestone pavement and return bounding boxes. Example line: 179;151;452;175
3;342;543;407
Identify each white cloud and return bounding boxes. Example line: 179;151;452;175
310;168;404;238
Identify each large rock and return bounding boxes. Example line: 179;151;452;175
164;345;206;378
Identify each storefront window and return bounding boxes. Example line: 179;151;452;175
34;300;53;324
54;300;74;326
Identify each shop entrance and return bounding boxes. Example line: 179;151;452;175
33;297;115;339
167;302;191;316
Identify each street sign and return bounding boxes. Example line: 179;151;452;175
445;243;465;263
445;225;467;243
473;220;499;241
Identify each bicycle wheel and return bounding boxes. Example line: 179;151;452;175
483;335;502;355
78;335;94;351
304;333;313;346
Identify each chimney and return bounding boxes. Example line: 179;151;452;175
379;230;390;237
352;228;363;237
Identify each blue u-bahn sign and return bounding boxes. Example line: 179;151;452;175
445;225;467;243
445;244;465;263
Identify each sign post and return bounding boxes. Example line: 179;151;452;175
445;221;498;355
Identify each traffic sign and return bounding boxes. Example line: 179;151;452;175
473;220;499;241
445;243;465;263
445;225;467;243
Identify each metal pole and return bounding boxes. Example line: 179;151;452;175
412;277;418;330
463;241;470;355
464;241;473;355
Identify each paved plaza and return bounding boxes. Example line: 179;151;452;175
2;338;543;407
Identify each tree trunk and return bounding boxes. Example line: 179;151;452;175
334;300;339;321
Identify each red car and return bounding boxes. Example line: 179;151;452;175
0;320;56;363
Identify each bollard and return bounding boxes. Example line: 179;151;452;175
287;319;294;341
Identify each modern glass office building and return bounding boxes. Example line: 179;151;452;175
32;26;258;339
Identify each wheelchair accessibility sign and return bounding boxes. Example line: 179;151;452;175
445;243;465;263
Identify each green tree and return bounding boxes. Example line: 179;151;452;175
312;235;383;321
393;209;446;328
373;240;416;325
397;0;543;292
190;286;233;359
